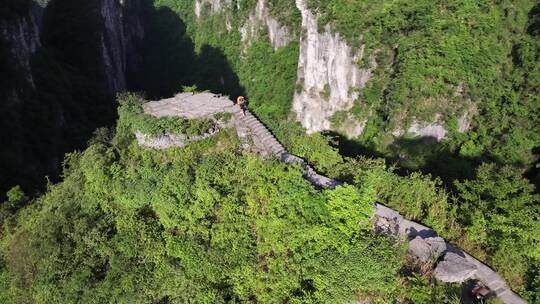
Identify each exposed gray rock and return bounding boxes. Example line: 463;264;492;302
194;0;232;17
136;132;188;149
138;93;236;149
374;216;400;236
407;121;447;141
392;120;448;141
398;219;438;239
239;0;291;50
292;0;374;136
457;111;472;133
435;252;477;283
408;236;447;262
143;92;236;118
136;129;222;150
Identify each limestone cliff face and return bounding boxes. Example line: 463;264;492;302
194;0;233;17
99;0;145;94
0;7;41;98
292;0;374;136
192;0;373;137
0;0;145;192
239;0;291;50
194;0;291;50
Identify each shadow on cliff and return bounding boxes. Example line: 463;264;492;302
140;2;245;99
1;1;245;196
1;0;118;195
323;131;478;187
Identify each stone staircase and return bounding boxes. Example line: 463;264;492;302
233;107;340;188
234;109;286;156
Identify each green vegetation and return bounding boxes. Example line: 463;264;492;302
266;0;302;30
321;84;331;101
329;110;348;129
308;0;540;172
455;164;540;292
0;98;412;303
213;111;232;123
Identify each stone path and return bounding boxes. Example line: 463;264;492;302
140;93;527;304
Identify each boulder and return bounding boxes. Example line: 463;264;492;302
434;252;477;283
374;216;399;236
408;236;447;262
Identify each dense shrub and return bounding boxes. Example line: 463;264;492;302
0;107;409;303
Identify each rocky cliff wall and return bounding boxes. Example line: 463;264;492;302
239;0;291;50
292;0;374;137
0;9;41;91
100;0;145;93
0;0;145;193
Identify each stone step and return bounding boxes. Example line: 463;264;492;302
488;280;507;292
259;134;274;142
261;134;277;142
248;122;261;130
258;132;273;140
270;144;285;153
253;126;268;134
263;140;279;149
275;147;286;153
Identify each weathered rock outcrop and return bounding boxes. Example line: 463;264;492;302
292;0;374;136
194;0;233;17
194;0;291;50
392;120;448;141
239;0;291;50
100;0;145;94
434;252;477;283
373;204;526;304
138;93;235;149
0;8;41;90
408;236;447;262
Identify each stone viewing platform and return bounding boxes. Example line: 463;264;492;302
142;92;237;118
137;93;526;304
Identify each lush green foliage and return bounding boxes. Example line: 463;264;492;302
141;3;540;298
0;103;411;303
455;164;540;297
308;0;540;173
